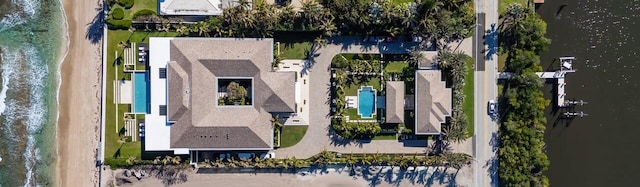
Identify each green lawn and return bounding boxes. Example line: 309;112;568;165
384;62;409;73
344;108;382;121
498;52;507;71
499;0;528;14
109;0;158;20
105;30;179;166
463;56;475;137
129;0;158;16
279;126;308;148
278;42;313;59
343;76;382;96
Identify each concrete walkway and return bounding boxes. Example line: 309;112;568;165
274;36;473;159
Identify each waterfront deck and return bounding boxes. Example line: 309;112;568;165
498;57;577;107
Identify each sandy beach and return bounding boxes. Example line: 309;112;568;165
56;0;102;186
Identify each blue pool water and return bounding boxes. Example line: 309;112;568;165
358;87;376;118
133;72;149;113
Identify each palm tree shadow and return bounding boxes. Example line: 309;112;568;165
85;1;105;44
485;23;498;60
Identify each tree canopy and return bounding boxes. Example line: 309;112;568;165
226;81;248;104
498;4;551;187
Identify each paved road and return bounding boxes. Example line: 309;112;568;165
473;0;500;186
274;36;473;159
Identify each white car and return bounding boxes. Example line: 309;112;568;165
488;100;498;115
260;152;275;159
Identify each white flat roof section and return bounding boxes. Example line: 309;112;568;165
160;0;222;15
159;0;253;16
145;37;175;151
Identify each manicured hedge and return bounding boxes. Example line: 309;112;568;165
133;9;156;19
112;8;124;20
107;19;132;30
118;0;134;9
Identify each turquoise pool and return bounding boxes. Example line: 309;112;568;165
133;72;149;113
358;86;376;118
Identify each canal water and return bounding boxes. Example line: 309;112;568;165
537;0;640;186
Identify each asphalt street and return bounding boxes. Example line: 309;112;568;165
473;0;499;186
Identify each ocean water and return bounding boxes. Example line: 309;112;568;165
0;0;66;185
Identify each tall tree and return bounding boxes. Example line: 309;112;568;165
226;81;247;103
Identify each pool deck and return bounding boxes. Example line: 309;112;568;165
117;80;132;104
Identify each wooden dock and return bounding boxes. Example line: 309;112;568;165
498;57;577;107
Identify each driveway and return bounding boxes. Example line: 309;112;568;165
274;36;473;159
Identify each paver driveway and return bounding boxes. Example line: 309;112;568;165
274;36;473;159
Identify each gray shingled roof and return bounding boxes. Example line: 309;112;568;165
414;70;451;135
165;38;294;149
385;81;405;123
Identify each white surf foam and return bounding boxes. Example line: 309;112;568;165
0;47;21;142
0;0;40;31
22;45;48;187
0;50;11;115
14;0;40;18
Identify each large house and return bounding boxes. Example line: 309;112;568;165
414;70;451;135
159;0;251;16
384;52;452;135
145;37;298;158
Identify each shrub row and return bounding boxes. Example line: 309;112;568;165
107;19;132;30
118;0;134;9
133;9;156;19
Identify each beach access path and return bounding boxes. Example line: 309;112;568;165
274;36;473;158
56;0;103;186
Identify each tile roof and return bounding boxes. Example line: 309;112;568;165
415;70;451;135
385;81;405;123
165;38;294;149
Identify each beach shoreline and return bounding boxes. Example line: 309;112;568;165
56;0;102;186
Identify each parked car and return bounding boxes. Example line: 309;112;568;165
219;153;231;159
260;152;275;159
238;153;255;159
488;100;497;115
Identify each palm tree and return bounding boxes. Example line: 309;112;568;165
153;156;161;164
176;25;189;36
194;21;211;37
313;36;328;51
126;156;137;165
117;41;128;51
300;0;325;29
271;115;284;129
160;18;171;32
318;17;337;36
162;156;172;165
172;156;182;164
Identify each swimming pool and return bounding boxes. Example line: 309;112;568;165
357;86;376;118
133;72;149;113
